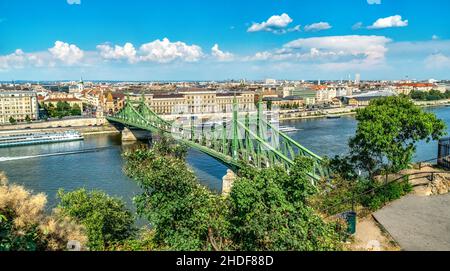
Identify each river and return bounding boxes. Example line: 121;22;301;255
0;106;449;209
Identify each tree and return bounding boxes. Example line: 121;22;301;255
349;96;446;176
70;104;82;116
228;157;344;251
123;138;345;251
123;145;230;251
57;189;136;250
25;115;31;123
8;117;16;125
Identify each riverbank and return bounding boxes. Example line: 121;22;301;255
279;99;450;121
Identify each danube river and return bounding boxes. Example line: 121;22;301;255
1;106;449;209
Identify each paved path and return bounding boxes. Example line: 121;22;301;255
373;194;450;251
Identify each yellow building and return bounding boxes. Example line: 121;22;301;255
0;91;39;123
129;90;255;115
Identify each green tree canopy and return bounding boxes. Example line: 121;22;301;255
349;96;446;176
228;157;344;251
123;137;345;251
124;146;229;251
57;189;136;250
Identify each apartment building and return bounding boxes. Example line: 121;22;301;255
0;91;39;124
129;89;255;115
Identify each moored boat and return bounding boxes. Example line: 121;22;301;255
0;130;84;148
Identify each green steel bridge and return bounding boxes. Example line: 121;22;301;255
106;97;327;181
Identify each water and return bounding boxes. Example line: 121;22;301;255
0;106;448;209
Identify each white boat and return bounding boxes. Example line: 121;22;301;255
0;130;84;148
278;126;301;133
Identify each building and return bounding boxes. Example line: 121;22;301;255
393;83;442;95
128;89;255;115
355;73;361;85
343;90;396;107
0;91;39;123
41;92;84;112
262;96;304;109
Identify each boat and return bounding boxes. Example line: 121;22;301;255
326;115;342;119
0;130;84;148
278;126;301;133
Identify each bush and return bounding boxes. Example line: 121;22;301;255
360;181;412;211
57;189;136;250
0;172;87;251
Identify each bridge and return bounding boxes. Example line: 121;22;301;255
106;96;326;181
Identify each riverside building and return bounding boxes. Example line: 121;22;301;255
0;91;39;124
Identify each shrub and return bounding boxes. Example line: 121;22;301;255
360;181;412;211
0;172;87;251
57;189;136;250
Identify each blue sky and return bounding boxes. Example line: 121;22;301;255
1;0;450;81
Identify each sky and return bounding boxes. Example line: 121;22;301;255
0;0;450;81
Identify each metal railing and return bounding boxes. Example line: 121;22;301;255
322;170;449;217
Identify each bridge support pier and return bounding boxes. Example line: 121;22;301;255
222;169;236;196
121;127;137;142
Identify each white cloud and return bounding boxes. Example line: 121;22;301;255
247;13;293;33
367;0;381;4
48;41;84;64
211;44;234;62
425;53;450;69
139;38;203;63
97;42;137;63
352;22;364;30
0;49;27;70
288;25;302;32
368;15;408;29
247;35;392;71
0;49;47;70
304;22;332;32
67;0;81;5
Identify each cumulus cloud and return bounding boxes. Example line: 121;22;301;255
425;53;450;69
367;0;381;4
139;38;203;63
368;15;408;29
247;35;391;71
48;41;84;64
97;42;137;63
67;0;81;5
0;49;47;70
247;13;293;33
304;22;332;32
211;44;234;61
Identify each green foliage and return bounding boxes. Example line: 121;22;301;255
410;89;450;101
107;229;156;251
124;145;230;251
123;139;345;251
349;96;446;176
0;213;40;251
70;104;82;116
57;189;136;250
25;115;31;123
44;101;82;118
359;181;413;211
229;157;344;251
8;117;16;125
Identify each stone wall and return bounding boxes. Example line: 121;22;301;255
0;117;107;131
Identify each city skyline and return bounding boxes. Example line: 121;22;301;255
1;0;450;81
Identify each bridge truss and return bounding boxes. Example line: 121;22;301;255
107;96;327;181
